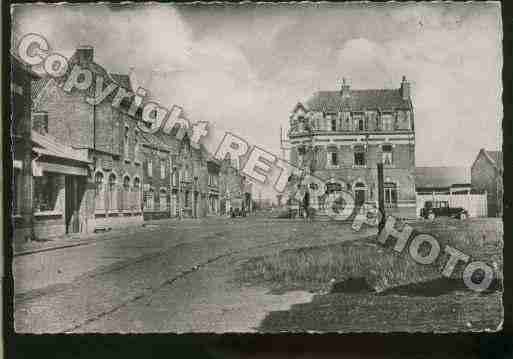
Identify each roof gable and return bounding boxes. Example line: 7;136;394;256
472;149;503;173
485;150;503;171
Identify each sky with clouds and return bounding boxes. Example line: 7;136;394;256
13;2;502;186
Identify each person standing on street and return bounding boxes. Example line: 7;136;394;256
303;189;310;221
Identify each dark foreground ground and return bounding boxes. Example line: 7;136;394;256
14;216;502;333
239;217;503;333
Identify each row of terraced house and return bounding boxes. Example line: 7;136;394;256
11;46;252;241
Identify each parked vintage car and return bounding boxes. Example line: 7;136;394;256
420;200;468;220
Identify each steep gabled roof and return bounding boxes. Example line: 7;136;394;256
305;89;411;112
485;150;503;171
415;166;470;189
472;149;503;173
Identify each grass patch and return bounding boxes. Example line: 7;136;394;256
238;218;503;295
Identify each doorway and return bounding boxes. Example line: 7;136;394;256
65;176;85;234
354;182;366;206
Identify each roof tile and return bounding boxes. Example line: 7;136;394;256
305;89;411;112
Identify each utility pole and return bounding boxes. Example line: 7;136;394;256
377;162;385;233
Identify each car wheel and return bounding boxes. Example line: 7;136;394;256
427;213;435;220
459;212;467;220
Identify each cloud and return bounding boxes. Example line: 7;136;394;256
11;3;502;173
331;9;502;166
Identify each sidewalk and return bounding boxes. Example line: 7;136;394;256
12;217;195;257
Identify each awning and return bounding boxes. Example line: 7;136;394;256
37;161;88;176
31;130;91;163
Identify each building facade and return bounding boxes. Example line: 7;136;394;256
12;55;97;240
31;46;144;234
12;56;40;241
217;158;253;215
13;46;254;241
207;160;221;216
140;131;173;220
287;77;416;217
471;149;503;217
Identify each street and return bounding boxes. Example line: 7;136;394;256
14;217;376;333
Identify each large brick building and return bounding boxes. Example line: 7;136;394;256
471;149;503;217
287;77;416;217
12;55;40;241
12;55;95;240
12;45;255;241
31;46;144;234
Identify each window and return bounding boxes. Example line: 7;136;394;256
184;191;190;207
384;182;397;206
354;182;366;206
134;130;140;162
159;189;168;211
160;159;166;179
208;174;218;187
331;118;337;131
34;173;60;212
354;145;366;166
108;173;118;211
144;188;154;211
358;118;365;131
172;167;179;186
133;177;141;211
95;172;105;211
327;150;338;167
382;144;393;165
147;159;153;178
123;176;130;210
383;115;393;131
124;125;130;159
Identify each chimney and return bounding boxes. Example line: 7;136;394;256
76;45;94;64
32;111;48;135
340;77;350;98
400;76;410;100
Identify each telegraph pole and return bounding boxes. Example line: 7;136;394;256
377;162;385;233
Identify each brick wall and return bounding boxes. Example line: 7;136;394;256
34;82;94;148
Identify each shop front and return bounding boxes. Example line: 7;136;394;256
28;131;91;239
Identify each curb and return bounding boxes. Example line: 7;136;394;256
14;226;144;257
13;217;199;257
14;240;100;257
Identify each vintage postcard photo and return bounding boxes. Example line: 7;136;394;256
10;2;503;333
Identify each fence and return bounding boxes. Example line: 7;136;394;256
416;192;487;218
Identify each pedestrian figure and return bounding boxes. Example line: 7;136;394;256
303;190;310;221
